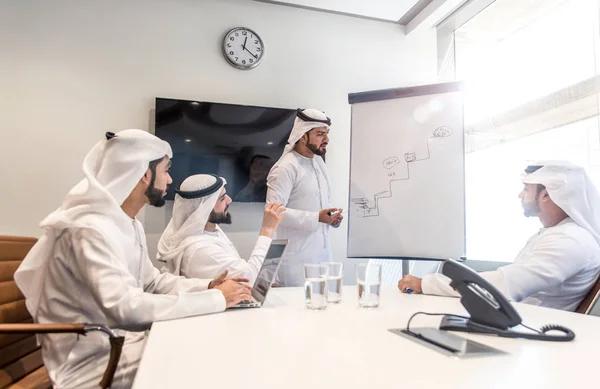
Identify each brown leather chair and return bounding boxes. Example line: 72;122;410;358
0;236;124;389
576;275;600;314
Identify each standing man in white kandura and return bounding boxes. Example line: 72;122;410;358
266;108;344;286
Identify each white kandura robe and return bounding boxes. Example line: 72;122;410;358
161;225;271;283
423;218;600;311
267;151;333;286
15;129;226;389
35;216;225;388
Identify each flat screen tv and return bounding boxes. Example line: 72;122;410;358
155;98;295;201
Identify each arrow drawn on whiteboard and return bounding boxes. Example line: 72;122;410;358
351;127;453;218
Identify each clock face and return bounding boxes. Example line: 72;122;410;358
222;27;264;70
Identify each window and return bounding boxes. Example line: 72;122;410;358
452;0;600;262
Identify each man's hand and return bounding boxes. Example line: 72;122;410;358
214;280;253;308
260;202;286;237
331;209;344;228
319;208;344;226
398;275;423;293
208;269;249;289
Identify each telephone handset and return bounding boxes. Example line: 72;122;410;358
438;258;575;342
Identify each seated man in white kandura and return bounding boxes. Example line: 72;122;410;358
158;174;285;283
398;161;600;311
14;130;252;389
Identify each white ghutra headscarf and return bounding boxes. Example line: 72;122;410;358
269;108;332;190
523;160;600;246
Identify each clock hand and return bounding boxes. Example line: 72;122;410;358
242;37;247;51
244;46;258;59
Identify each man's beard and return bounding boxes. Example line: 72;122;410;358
208;209;232;224
307;142;326;157
522;198;540;217
145;184;166;207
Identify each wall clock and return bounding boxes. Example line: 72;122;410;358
222;27;265;70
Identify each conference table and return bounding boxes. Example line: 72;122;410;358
132;285;598;389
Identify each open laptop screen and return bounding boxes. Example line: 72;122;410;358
252;240;287;303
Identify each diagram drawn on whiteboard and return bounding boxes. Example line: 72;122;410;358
351;126;453;217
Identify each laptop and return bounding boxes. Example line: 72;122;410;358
230;239;288;309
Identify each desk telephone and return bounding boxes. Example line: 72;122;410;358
438;258;575;342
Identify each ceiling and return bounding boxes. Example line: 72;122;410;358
253;0;429;23
455;0;571;43
251;0;462;30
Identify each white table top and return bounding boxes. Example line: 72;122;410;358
133;285;599;389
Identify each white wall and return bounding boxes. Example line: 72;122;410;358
0;0;437;282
